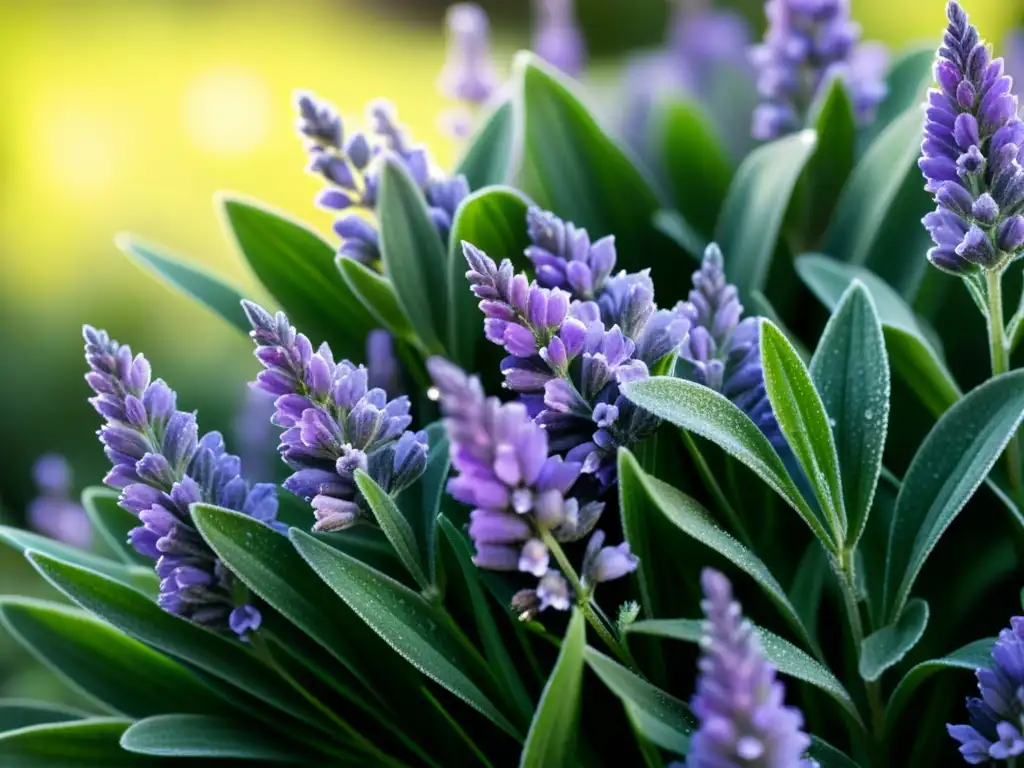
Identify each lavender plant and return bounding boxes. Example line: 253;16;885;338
4;1;1024;765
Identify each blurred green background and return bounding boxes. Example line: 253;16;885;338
0;0;1016;708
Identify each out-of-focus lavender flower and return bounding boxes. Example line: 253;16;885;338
366;329;402;397
688;568;814;767
750;0;888;140
243;302;428;533
919;1;1024;275
294;91;469;262
233;386;278;484
1005;31;1024;102
27;454;91;549
948;617;1024;763
438;3;499;139
83;327;279;638
532;0;586;78
678;245;784;450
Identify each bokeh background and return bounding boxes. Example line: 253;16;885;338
0;0;1017;707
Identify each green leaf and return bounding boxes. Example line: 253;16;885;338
455;100;515;190
762;320;847;541
120;715;306;762
446;185;532;367
585;647;693;755
116;234;250;335
0;598;221;718
801;79;856;240
80;487;148;567
218;194;377;362
354;470;430;590
519;609;585;768
289;529;521;739
749;291;810;363
883;370;1024;622
652;209;706;257
660;98;732;239
378;156;449;355
0;719;146;766
336;257;416;343
809;282;890;550
715;129;818;303
620;377;830;547
796;254;960;417
789;541;827;649
0;701;86;733
822;107;930;295
885;637;994;729
396;422;450;583
512;54;685;295
619;450;819;656
808;736;864;768
25;551;326;730
0;526;156;596
628;618;861;726
859;598;929;682
863;46;936;148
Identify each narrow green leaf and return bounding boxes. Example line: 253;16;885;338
884;370;1024;622
378;156;449;354
0;719;144;766
121;715;306;762
0;526;156;596
519;609;585;768
0;598;221;718
446;185;532;367
116;234;250;335
809;736;865;768
585;647;693;755
715;129;818;303
620;377;830;547
336;257;416;343
652;209;706;257
354;470;430;590
80;487;148;567
455;100;515;190
661;98;732;239
25;551;326;730
218;194;377;362
859;598;930;682
796;254;960;416
801;79;856;240
290;529;521;739
885;638;994;729
400;421;450;582
0;701;86;733
628;618;861;725
863;46;936;147
809;282;890;550
619;450;819;656
749;291;810;363
762;320;847;541
789;541;827;649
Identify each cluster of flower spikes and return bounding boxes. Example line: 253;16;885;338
438;3;499;138
919;0;1024;276
467;207;691;490
294;91;469;263
672;568;814;768
678;244;786;451
242;301;428;534
749;0;888;141
948;616;1024;763
428;357;637;619
84;327;280;638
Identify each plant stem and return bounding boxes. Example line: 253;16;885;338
540;530;641;674
986;269;1024;508
680;429;754;548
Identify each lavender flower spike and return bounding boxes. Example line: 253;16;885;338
919;1;1024;275
532;0;586;78
689;568;814;767
948;617;1024;763
750;0;888;140
27;454;91;549
84;326;279;638
440;4;498;106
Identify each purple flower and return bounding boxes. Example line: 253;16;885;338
83;326;279;638
366;329;401;396
27;454;91;549
243;302;428;533
689;568;814;767
678;245;784;450
526;206;616;300
919;1;1024;275
750;0;888;140
233;386;278;484
438;3;498;139
532;0;586;77
948;617;1024;764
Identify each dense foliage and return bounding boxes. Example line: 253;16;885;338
3;0;1024;765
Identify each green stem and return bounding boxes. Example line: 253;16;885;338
680;429;754;548
986;270;1024;508
540;530;641;674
